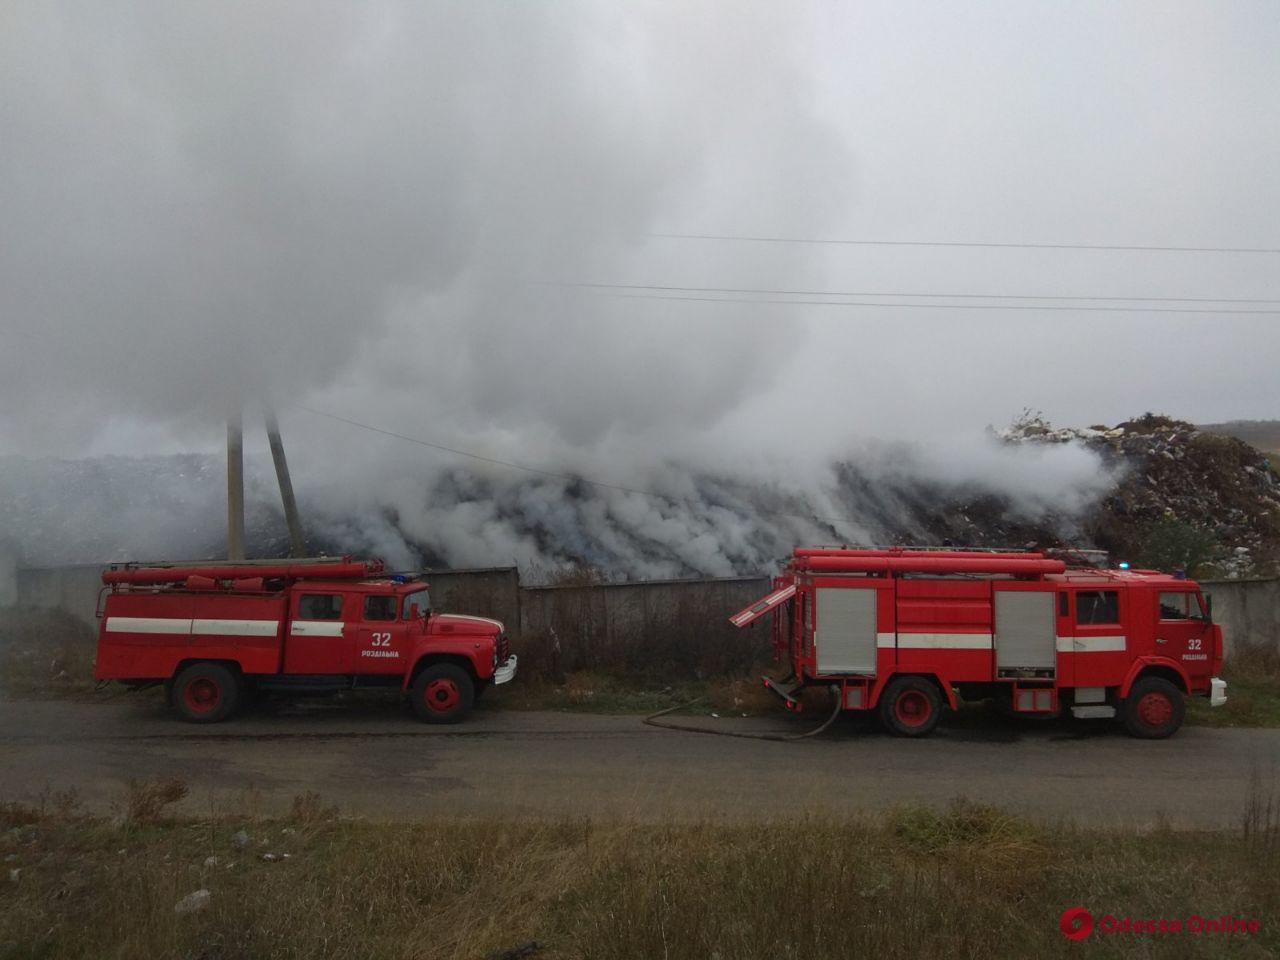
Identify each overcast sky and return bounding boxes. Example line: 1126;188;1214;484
3;1;1278;476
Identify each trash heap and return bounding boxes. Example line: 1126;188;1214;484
1001;413;1280;577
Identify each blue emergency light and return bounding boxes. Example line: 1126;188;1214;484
1118;562;1130;570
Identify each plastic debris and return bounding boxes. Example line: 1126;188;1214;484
175;889;210;914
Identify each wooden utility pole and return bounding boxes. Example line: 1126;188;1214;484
227;410;246;561
265;409;306;558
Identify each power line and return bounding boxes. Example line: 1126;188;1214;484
544;279;1280;306
294;405;862;528
594;291;1280;316
651;232;1280;255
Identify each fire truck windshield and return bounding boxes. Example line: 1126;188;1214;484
402;588;430;619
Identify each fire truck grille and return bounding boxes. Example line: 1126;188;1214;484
497;634;510;663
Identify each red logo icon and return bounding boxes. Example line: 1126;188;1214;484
1061;907;1094;941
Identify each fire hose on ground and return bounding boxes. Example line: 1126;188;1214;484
642;684;843;742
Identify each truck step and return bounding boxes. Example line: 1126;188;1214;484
1071;705;1116;719
762;675;803;710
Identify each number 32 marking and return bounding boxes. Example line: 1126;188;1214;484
370;632;391;647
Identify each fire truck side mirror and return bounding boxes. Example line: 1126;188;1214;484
1203;594;1213;624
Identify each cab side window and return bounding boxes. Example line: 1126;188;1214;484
1076;590;1119;626
298;594;343;620
364;595;398;621
1159;592;1202;620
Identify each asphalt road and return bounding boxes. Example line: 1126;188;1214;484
2;695;1277;827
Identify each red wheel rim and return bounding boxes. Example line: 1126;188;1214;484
184;677;221;714
424;678;461;713
1137;691;1173;728
895;690;931;727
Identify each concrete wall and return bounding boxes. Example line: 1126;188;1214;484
1201;578;1280;656
13;564;104;625
518;576;772;678
0;550;15;607
423;567;521;633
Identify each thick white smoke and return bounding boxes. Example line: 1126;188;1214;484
0;429;1117;578
3;3;1274;573
0;2;848;453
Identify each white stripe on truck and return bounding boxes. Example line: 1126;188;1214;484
191;619;280;637
106;617;282;637
105;616;193;635
440;614;505;630
1057;635;1127;653
897;633;993;650
290;621;345;637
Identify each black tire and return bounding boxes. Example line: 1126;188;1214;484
171;662;241;723
879;676;943;737
1121;676;1185;739
410;663;475;724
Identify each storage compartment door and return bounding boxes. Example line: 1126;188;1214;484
995;591;1056;674
815;587;877;675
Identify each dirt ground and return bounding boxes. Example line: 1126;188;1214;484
2;693;1277;827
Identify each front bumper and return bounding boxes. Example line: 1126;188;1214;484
1209;677;1227;708
493;654;518;686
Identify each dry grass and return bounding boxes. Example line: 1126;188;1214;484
1;783;1278;959
497;671;711;713
120;777;190;825
1188;642;1280;728
0;606;97;696
495;669;787;715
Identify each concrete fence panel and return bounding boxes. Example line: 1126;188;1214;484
14;565;104;626
1201;579;1280;657
517;576;772;679
421;567;521;634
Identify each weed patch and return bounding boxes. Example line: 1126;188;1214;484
0;795;1277;959
0;607;96;696
120;777;189;824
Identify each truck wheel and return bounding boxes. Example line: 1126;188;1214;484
879;677;943;737
1121;677;1185;739
411;664;474;724
172;663;240;723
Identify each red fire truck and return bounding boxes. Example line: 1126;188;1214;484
730;547;1226;738
94;558;516;724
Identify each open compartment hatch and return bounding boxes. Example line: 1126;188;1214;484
729;584;797;628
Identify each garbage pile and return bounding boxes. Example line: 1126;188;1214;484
1001;413;1280;577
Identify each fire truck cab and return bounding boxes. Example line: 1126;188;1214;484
94;558;516;724
731;548;1226;739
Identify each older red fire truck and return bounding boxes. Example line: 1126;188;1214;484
94;558;516;724
731;547;1226;738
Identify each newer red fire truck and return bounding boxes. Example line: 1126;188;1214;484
731;547;1227;738
94;558;516;724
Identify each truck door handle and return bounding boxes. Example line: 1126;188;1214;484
1156;637;1168;645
